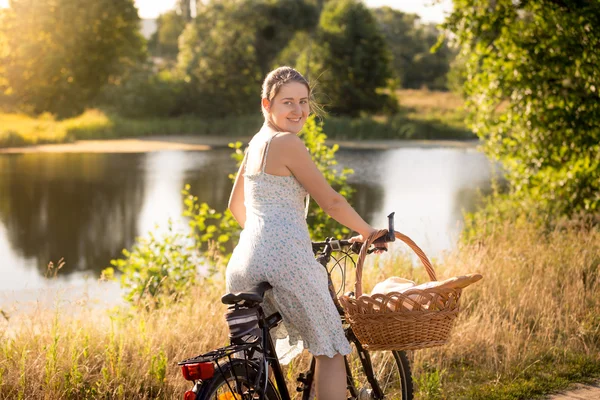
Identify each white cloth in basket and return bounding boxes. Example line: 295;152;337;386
370;274;483;311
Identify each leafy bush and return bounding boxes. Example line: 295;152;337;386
98;67;189;118
105;222;201;308
444;0;600;221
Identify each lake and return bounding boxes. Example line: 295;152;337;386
0;144;498;303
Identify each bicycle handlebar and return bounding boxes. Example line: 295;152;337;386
311;212;396;254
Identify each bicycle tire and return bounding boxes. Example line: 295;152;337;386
196;359;282;400
346;347;414;400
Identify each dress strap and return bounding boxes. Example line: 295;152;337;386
260;132;280;173
240;146;249;171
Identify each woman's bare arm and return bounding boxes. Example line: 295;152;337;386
273;133;374;237
228;154;247;228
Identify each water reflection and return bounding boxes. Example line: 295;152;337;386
337;147;497;255
0;146;497;291
0;153;146;281
135;151;232;235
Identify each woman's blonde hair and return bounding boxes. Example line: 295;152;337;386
261;66;323;118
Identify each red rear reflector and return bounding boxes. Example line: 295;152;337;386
183;390;196;400
181;362;214;381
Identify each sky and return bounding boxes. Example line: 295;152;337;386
131;0;453;22
0;0;453;23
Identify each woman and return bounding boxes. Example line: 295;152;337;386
226;66;384;400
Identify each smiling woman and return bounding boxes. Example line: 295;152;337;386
224;66;389;400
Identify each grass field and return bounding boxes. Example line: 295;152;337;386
0;219;598;399
0;90;474;149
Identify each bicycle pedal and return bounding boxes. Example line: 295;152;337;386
296;382;309;392
296;373;310;392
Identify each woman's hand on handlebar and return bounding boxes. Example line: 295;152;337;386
348;229;388;254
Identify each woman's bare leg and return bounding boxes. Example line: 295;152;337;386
315;354;346;400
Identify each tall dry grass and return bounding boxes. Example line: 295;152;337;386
396;89;470;137
408;220;600;397
0;220;598;399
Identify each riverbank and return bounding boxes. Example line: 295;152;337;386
0;135;479;154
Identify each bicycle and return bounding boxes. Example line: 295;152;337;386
178;213;414;400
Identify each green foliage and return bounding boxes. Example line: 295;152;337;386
446;53;468;96
177;0;318;116
147;10;187;59
444;0;600;220
372;7;455;91
181;188;241;269
309;0;397;117
324;113;473;140
301;116;354;239
98;66;189;118
107;222;200;308
415;365;444;400
149;349;168;385
0;0;144;117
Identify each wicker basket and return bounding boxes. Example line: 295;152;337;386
338;229;462;351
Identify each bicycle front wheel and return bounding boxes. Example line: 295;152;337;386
346;346;414;400
197;360;281;400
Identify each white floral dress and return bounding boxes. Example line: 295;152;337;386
225;132;352;362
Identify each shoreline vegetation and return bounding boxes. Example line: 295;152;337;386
0;220;598;399
0;90;475;150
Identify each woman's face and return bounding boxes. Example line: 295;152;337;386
264;81;310;134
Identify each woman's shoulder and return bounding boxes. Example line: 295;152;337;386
271;132;305;151
273;131;296;137
272;131;301;143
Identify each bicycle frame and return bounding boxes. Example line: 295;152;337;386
180;217;401;400
256;238;387;400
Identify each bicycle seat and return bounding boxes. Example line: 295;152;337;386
221;281;272;306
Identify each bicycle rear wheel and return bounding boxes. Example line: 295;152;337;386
346;345;414;400
197;360;281;400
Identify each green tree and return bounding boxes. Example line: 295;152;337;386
372;7;454;90
0;0;144;117
148;10;187;59
177;0;318;116
310;0;396;117
444;0;600;218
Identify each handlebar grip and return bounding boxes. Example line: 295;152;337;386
386;212;396;242
372;235;388;244
347;212;397;253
